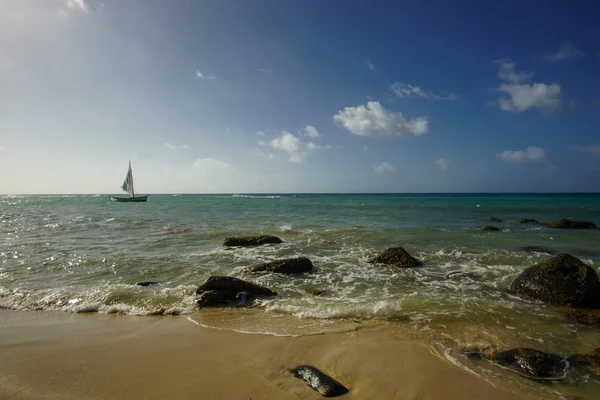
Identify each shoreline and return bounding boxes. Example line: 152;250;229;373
0;309;549;400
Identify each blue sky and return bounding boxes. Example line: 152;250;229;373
1;0;599;194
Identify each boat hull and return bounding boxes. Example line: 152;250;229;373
109;195;148;202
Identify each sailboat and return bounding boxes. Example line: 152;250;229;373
109;161;148;202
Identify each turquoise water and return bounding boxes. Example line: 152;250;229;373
1;193;598;317
2;193;600;396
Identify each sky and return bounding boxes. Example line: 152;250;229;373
1;0;599;194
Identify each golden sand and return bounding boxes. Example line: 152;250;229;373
0;310;544;400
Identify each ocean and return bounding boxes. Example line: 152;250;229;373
1;193;600;396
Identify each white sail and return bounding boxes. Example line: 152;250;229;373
121;161;135;197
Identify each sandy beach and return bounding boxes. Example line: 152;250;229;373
0;309;546;400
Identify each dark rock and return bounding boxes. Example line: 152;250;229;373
136;281;159;286
306;288;325;296
568;349;600;376
223;235;283;247
196;276;277;308
290;365;349;397
196;276;277;297
489;217;503;222
368;247;422;268
548;218;597;229
519;218;539;224
490;348;567;380
519;245;557;254
510;254;600;308
248;257;313;274
481;225;500;231
566;309;600;326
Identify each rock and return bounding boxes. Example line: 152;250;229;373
196;276;277;308
568;349;600;376
223;235;283;247
489;217;503;222
548;218;597;229
510;254;600;308
248;257;313;274
290;365;349;397
136;281;159;286
306;288;325;296
480;225;500;231
519;245;557;254
490;348;567;380
566;309;600;326
197;276;277;297
368;247;422;268
519;218;539;224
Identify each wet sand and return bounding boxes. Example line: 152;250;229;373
0;310;542;400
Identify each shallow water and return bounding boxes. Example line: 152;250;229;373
1;193;600;398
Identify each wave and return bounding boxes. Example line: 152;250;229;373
231;194;283;199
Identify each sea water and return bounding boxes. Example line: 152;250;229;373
1;193;600;397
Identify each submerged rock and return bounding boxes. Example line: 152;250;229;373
248;257;313;274
489;217;503;222
196;276;276;308
490;348;568;380
223;235;283;247
290;365;349;397
136;281;159;286
368;247;422;268
519;218;539;224
568;349;600;376
566;308;600;326
519;245;557;254
548;218;597;229
480;225;500;231
510;254;600;308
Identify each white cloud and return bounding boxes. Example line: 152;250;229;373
543;42;585;62
493;60;561;112
270;131;329;162
192;158;233;172
435;158;448;170
373;162;395;174
494;59;534;83
66;0;88;12
497;83;561;112
165;143;189;150
258;68;273;73
256;131;265;136
573;145;600;157
365;60;375;70
333;101;428;138
196;70;216;80
389;82;458;100
303;125;320;138
497;146;549;165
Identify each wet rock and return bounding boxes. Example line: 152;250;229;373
306;288;325;296
290;365;349;397
566;309;600;326
196;276;277;308
490;348;567;380
223;235;283;247
368;247;422;268
136;281;159;286
519;218;539;224
510;254;600;308
519;245;557;254
248;257;313;274
568;349;600;376
548;218;597;229
481;225;500;231
489;217;503;222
